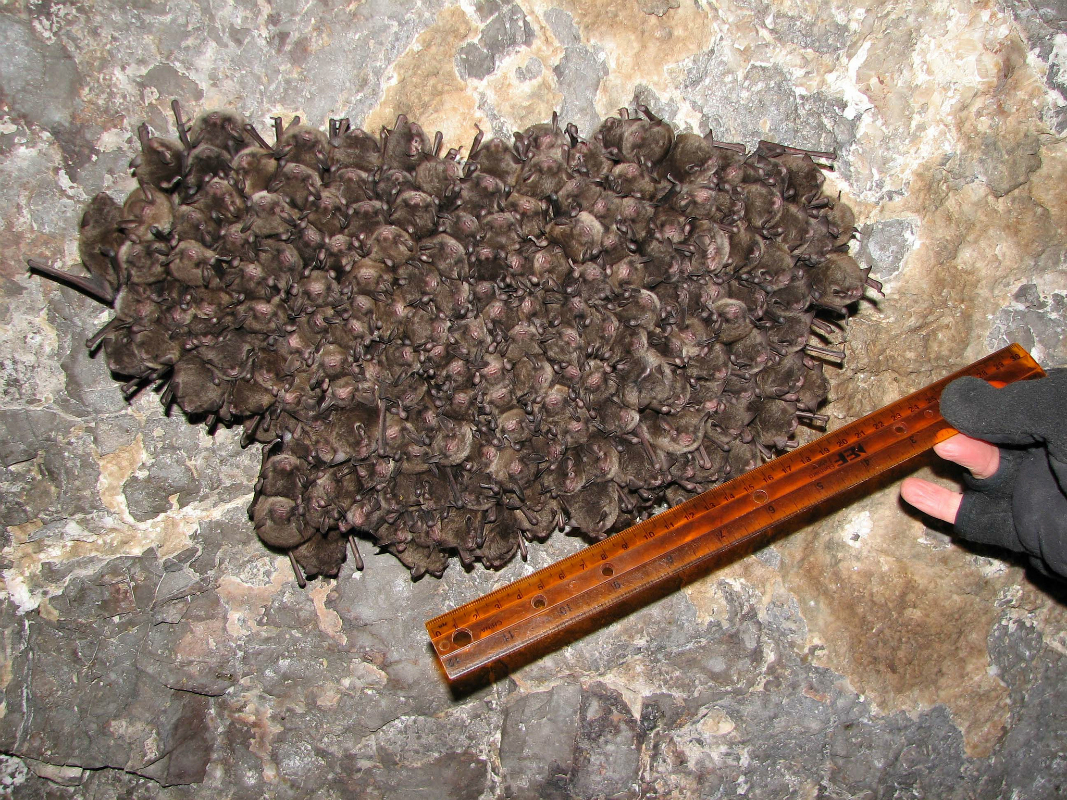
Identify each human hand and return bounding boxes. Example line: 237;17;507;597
898;370;1067;579
900;434;1000;524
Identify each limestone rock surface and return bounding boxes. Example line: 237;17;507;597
2;0;1067;797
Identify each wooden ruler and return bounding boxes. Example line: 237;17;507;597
427;344;1045;683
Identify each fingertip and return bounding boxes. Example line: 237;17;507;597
940;376;996;423
932;436;962;459
899;477;963;524
932;433;1000;480
900;476;931;509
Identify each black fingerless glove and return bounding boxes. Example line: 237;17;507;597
939;369;1067;579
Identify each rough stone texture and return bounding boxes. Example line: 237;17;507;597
1;0;1067;796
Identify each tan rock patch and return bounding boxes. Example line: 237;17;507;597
365;6;486;153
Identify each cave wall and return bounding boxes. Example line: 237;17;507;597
1;0;1067;796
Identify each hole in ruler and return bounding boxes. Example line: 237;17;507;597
602;564;614;578
532;595;547;609
451;629;473;647
893;423;907;434
924;409;935;418
753;489;769;504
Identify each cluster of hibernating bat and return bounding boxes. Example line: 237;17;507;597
30;101;878;584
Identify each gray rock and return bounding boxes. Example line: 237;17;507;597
552;41;607;138
357;751;489;800
49;293;130;417
0;17;80;129
124;459;202;521
456;4;534;80
138;591;237;695
515;56;543;82
682;55;854;157
0;408;67;468
456;41;495;80
638;0;681;17
133;692;214;786
544;7;582;47
765;2;852;55
480;4;534;63
1014;282;1045;309
0;552;216;787
956;132;1043;197
273;736;328;793
33;433;104;523
92;413;141;456
1006;0;1067;131
857;217;917;281
989;287;1067;364
573;682;643;800
474;0;504;21
139;63;204;104
0;756;30;795
499;681;581;799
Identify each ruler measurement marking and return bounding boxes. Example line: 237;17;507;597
428;346;1045;678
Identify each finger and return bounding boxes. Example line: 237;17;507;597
940;376;1040;448
900;477;964;524
932;433;1000;479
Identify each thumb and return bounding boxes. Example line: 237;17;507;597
939;376;1041;448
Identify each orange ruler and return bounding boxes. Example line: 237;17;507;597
427;344;1045;683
